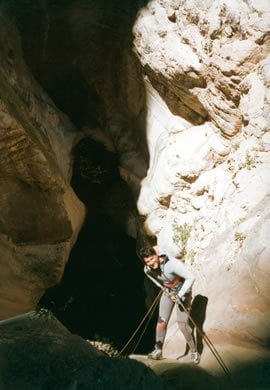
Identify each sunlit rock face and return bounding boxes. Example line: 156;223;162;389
0;17;85;319
135;0;270;348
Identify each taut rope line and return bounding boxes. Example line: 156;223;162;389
177;298;232;380
117;289;232;382
117;290;162;357
130;295;160;355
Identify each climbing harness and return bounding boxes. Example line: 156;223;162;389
163;276;181;289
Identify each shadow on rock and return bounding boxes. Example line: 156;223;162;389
159;353;270;390
220;358;270;390
190;294;208;355
158;363;219;390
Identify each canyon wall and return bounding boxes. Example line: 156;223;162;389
0;0;269;354
135;0;270;348
0;15;85;319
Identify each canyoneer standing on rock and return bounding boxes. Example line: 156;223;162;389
140;245;200;364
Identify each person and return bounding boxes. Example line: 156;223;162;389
140;245;200;364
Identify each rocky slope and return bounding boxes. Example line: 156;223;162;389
0;312;162;389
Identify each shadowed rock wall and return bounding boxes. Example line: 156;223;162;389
0;312;163;389
0;15;85;319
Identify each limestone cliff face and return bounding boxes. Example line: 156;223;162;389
135;0;270;347
0;17;85;319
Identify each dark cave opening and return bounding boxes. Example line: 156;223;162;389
40;138;157;353
8;0;150;130
6;0;156;354
42;72;102;127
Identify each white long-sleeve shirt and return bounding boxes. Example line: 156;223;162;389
144;256;195;298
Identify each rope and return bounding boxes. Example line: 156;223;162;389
117;285;232;382
130;293;160;355
117;290;162;357
177;298;232;381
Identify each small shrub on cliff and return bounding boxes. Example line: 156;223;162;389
172;221;192;258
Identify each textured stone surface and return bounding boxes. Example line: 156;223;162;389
0;312;162;390
135;0;270;351
0;0;269;373
0;17;85;319
133;0;269;139
10;0;150;198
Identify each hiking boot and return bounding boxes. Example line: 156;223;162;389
148;347;162;360
190;351;200;364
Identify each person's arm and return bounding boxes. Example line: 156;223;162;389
169;259;195;299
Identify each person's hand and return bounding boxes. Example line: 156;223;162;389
170;293;178;302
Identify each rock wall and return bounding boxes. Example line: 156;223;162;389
0;0;269;355
135;0;270;347
0;16;85;319
12;0;150;199
0;0;149;321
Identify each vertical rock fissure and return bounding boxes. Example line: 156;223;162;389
39;138;154;352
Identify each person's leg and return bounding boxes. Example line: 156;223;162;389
176;297;200;363
156;292;174;344
177;314;196;351
148;292;174;359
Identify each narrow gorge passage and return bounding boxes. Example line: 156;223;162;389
1;0;269;388
40;138;156;353
10;0;154;353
